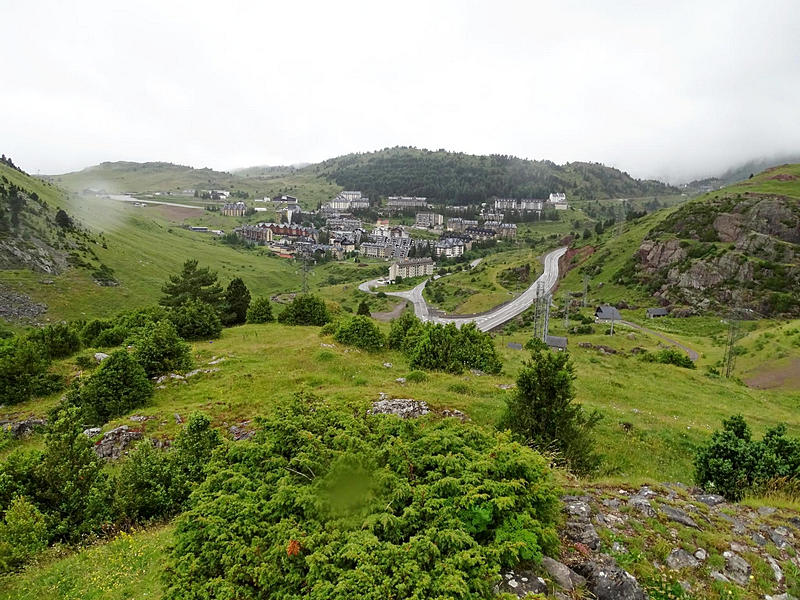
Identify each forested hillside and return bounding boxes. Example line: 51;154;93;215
307;147;677;203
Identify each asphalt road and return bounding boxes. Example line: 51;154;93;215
361;247;567;332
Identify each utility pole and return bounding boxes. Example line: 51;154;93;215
582;273;589;308
723;311;741;378
542;293;551;341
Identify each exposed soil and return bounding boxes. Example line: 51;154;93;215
745;358;800;390
768;174;799;181
371;300;407;322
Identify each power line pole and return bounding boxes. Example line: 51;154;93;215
542;293;551;341
723;311;741;378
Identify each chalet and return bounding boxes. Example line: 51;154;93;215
389;258;435;281
221;201;247;217
595;305;622;322
545;335;568;352
646;307;669;319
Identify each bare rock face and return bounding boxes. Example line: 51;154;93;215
92;426;143;459
637;239;686;274
369;398;430;419
541;556;586;591
495;569;548;597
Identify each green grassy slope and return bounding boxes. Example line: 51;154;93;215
51;162;341;210
0;163;304;324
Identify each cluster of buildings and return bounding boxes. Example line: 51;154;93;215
493;193;568;214
221;201;247;217
387;196;429;212
323;191;370;213
389;258;435;281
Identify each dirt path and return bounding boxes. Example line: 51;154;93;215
620;320;699;362
745;358;800;390
371;300;407;322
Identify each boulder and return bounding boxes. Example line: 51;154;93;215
695;493;725;506
369;398;430;419
93;426;143;460
666;548;699;570
541;556;586;591
573;555;647;600
2;417;47;439
564;520;600;550
563;497;592;520
494;569;547;597
722;551;751;586
661;505;700;529
229;421;254;441
628;495;656;518
767;555;784;583
93;352;110;363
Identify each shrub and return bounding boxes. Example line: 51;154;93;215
130;320;193;377
160;259;224;310
333;316;386;351
168;300;222;341
66;350;153;425
0;496;49;572
163;396;559;600
168;413;223;504
94;325;130;348
26;323;81;359
246;296;274;323
115;441;174;523
408;322;502;375
387;311;420;349
642;348;695;369
277;294;330;326
0;339;48;405
356;300;371;316
499;348;601;475
405;370;427;383
695;415;800;501
220;277;251;326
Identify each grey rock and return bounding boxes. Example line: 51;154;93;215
469;369;485;376
174;413;183;424
439;409;469;421
628;495;656;518
766;594;798;600
723;550;752;586
93;426;143;460
208;357;226;365
752;532;768;546
612;541;628;554
369;398;430;419
694;548;707;561
730;542;748;554
564;520;600;550
93;352;110;363
771;527;790;549
767;555;784;582
573;555;647;600
717;511;747;534
695;493;726;506
759;506;777;517
129;415;150;422
666;548;699;570
602;498;621;509
2;418;47;438
395;377;407;384
661;505;700;529
382;362;392;368
229;421;254;441
83;427;101;437
541;556;586;591
564;498;592;520
497;384;514;390
710;571;730;583
495;570;547;597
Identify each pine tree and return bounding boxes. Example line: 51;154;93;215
221;277;251;326
160;260;224;309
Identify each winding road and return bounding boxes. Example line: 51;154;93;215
361;247;568;332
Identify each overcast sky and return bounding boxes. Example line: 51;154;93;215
1;0;798;182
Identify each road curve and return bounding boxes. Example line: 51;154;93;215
361;247;567;332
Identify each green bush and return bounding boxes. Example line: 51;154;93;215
333;316;386;351
642;348;695;369
66;350;153;425
130;320;193;377
94;325;129;348
387;311;420;349
167;300;222;341
246;296;274;324
114;441;174;523
168;413;223;504
499;349;601;475
0;339;49;405
408;322;502;375
278;294;331;326
26;323;81;359
695;415;800;501
220;277;251;326
80;319;114;346
164;396;559;599
405;370;427;383
0;496;49;572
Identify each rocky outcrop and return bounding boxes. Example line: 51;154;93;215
0;286;47;323
91;426;143;459
1;417;47;438
636;238;686;274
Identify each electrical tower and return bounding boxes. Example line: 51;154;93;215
532;280;552;342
